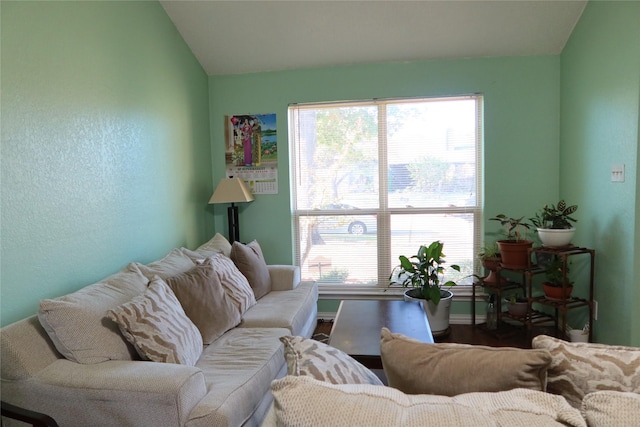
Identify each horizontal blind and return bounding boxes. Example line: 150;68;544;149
290;95;483;290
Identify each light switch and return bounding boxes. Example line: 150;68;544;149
611;164;625;182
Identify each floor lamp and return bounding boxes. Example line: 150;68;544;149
208;178;254;244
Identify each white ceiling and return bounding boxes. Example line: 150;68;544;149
160;0;587;76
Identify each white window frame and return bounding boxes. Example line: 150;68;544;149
289;95;483;298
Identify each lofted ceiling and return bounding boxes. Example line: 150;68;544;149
160;0;588;76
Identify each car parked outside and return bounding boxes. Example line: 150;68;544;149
316;204;377;235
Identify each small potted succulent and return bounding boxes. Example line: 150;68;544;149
505;294;529;317
489;215;533;269
541;255;573;300
389;241;460;335
530;200;578;247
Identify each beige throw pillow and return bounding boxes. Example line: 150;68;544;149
270;376;586;427
107;278;203;366
196;232;232;257
581;391;640;427
165;258;241;344
230;240;271;299
532;334;640;408
38;265;148;364
380;328;551;396
208;253;256;314
280;335;383;385
135;248;196;280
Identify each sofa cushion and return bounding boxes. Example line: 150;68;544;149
208;253;256;314
231;240;271;299
196;232;233;257
187;327;290;427
38;265;148;364
532;334;640;408
280;335;383;385
269;376;586;427
581;391;640;427
239;281;318;337
135;248;196;280
107;278;203;366
165;258;241;344
381;328;551;396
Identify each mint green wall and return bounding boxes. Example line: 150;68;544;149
209;56;561;265
1;1;212;326
560;1;640;346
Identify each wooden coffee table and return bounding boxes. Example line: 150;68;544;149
329;299;434;370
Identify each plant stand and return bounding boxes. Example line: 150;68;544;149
472;245;595;342
525;246;595;342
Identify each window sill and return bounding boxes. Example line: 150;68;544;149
318;284;477;301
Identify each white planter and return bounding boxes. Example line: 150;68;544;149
537;227;575;248
404;289;452;336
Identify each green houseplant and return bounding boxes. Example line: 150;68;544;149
478;242;500;284
389;241;460;335
489;215;533;269
542;255;573;300
530;200;578;247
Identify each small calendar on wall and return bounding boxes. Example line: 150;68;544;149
226;166;278;195
224;113;278;195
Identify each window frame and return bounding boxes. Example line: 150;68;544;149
289;95;483;297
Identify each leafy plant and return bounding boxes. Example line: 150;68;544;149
489;215;531;241
389;241;460;305
544;256;573;287
530;200;578;229
478;242;500;260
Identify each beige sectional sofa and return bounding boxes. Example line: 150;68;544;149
264;328;640;426
1;234;318;427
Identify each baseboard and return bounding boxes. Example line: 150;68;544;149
317;312;336;322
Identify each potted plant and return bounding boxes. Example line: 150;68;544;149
478;242;500;285
530;200;578;247
504;294;528;317
489;214;533;269
542;255;573;300
389;241;460;335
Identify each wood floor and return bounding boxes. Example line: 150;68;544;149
313;319;559;349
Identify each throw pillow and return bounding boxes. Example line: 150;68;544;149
230;240;271;299
38;265;148;364
270;376;585;427
107;278;203;366
135;248;196;280
380;328;551;396
165;258;242;344
581;391;640;427
532;334;640;408
208;253;256;314
196;232;232;257
279;335;383;385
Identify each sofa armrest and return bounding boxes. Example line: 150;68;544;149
268;265;301;291
15;359;207;426
1;401;59;427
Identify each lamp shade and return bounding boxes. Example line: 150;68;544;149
208;178;254;204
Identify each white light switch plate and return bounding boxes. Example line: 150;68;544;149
611;164;625;182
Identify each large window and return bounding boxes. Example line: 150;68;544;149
289;95;482;293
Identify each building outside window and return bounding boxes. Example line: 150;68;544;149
289;95;483;295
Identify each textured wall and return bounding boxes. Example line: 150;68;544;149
560;1;640;346
1;1;212;325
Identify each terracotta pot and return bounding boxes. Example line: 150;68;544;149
496;240;533;269
481;256;501;284
542;282;573;301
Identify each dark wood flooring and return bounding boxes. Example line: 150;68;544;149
313;320;559;349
